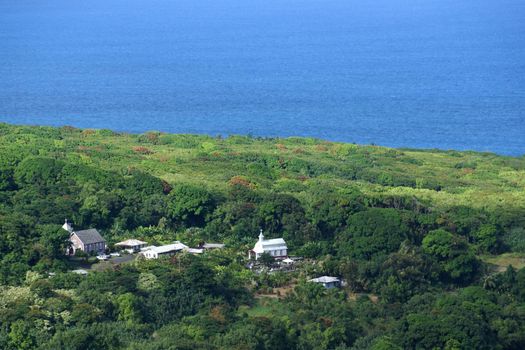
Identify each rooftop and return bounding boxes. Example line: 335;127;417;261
115;239;148;247
74;229;105;245
202;243;225;249
262;238;286;246
308;276;340;284
186;248;204;254
148;242;188;254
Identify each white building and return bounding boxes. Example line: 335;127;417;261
248;230;288;260
141;242;188;260
308;276;341;289
115;239;148;253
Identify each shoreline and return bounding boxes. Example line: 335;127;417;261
2;120;523;158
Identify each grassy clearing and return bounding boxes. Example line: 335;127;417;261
238;297;282;318
3;123;524;215
480;253;525;271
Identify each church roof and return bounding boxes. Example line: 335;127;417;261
74;229;105;245
253;237;287;254
262;238;286;246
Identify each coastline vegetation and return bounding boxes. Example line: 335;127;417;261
0;123;524;349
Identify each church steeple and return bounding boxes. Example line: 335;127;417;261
62;219;73;233
258;229;264;242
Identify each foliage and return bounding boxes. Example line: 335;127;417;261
0;123;525;349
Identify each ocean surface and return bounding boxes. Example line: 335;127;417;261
1;0;524;155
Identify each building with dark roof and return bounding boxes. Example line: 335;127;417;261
63;220;106;255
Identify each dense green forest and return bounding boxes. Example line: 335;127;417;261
1;123;525;349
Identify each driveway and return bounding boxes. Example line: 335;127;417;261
110;254;136;264
91;254;137;272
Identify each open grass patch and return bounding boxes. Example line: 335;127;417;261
238;297;282;318
480;253;525;271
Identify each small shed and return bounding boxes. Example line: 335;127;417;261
308;276;341;289
282;258;294;265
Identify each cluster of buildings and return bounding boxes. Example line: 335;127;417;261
63;220;340;289
246;230;341;288
139;241;224;259
62;219;224;259
64;219;286;261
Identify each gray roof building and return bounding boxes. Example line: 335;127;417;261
74;229;105;245
64;220;106;255
308;276;341;289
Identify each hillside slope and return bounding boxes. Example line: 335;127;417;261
1;123;525;349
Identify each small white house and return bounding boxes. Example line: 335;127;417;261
141;242;188;260
115;239;148;253
308;276;341;289
282;258;294;265
248;230;288;260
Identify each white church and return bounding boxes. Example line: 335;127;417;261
248;229;288;260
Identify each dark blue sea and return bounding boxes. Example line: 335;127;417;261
1;0;524;155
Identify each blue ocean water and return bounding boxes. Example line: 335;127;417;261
1;0;524;155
